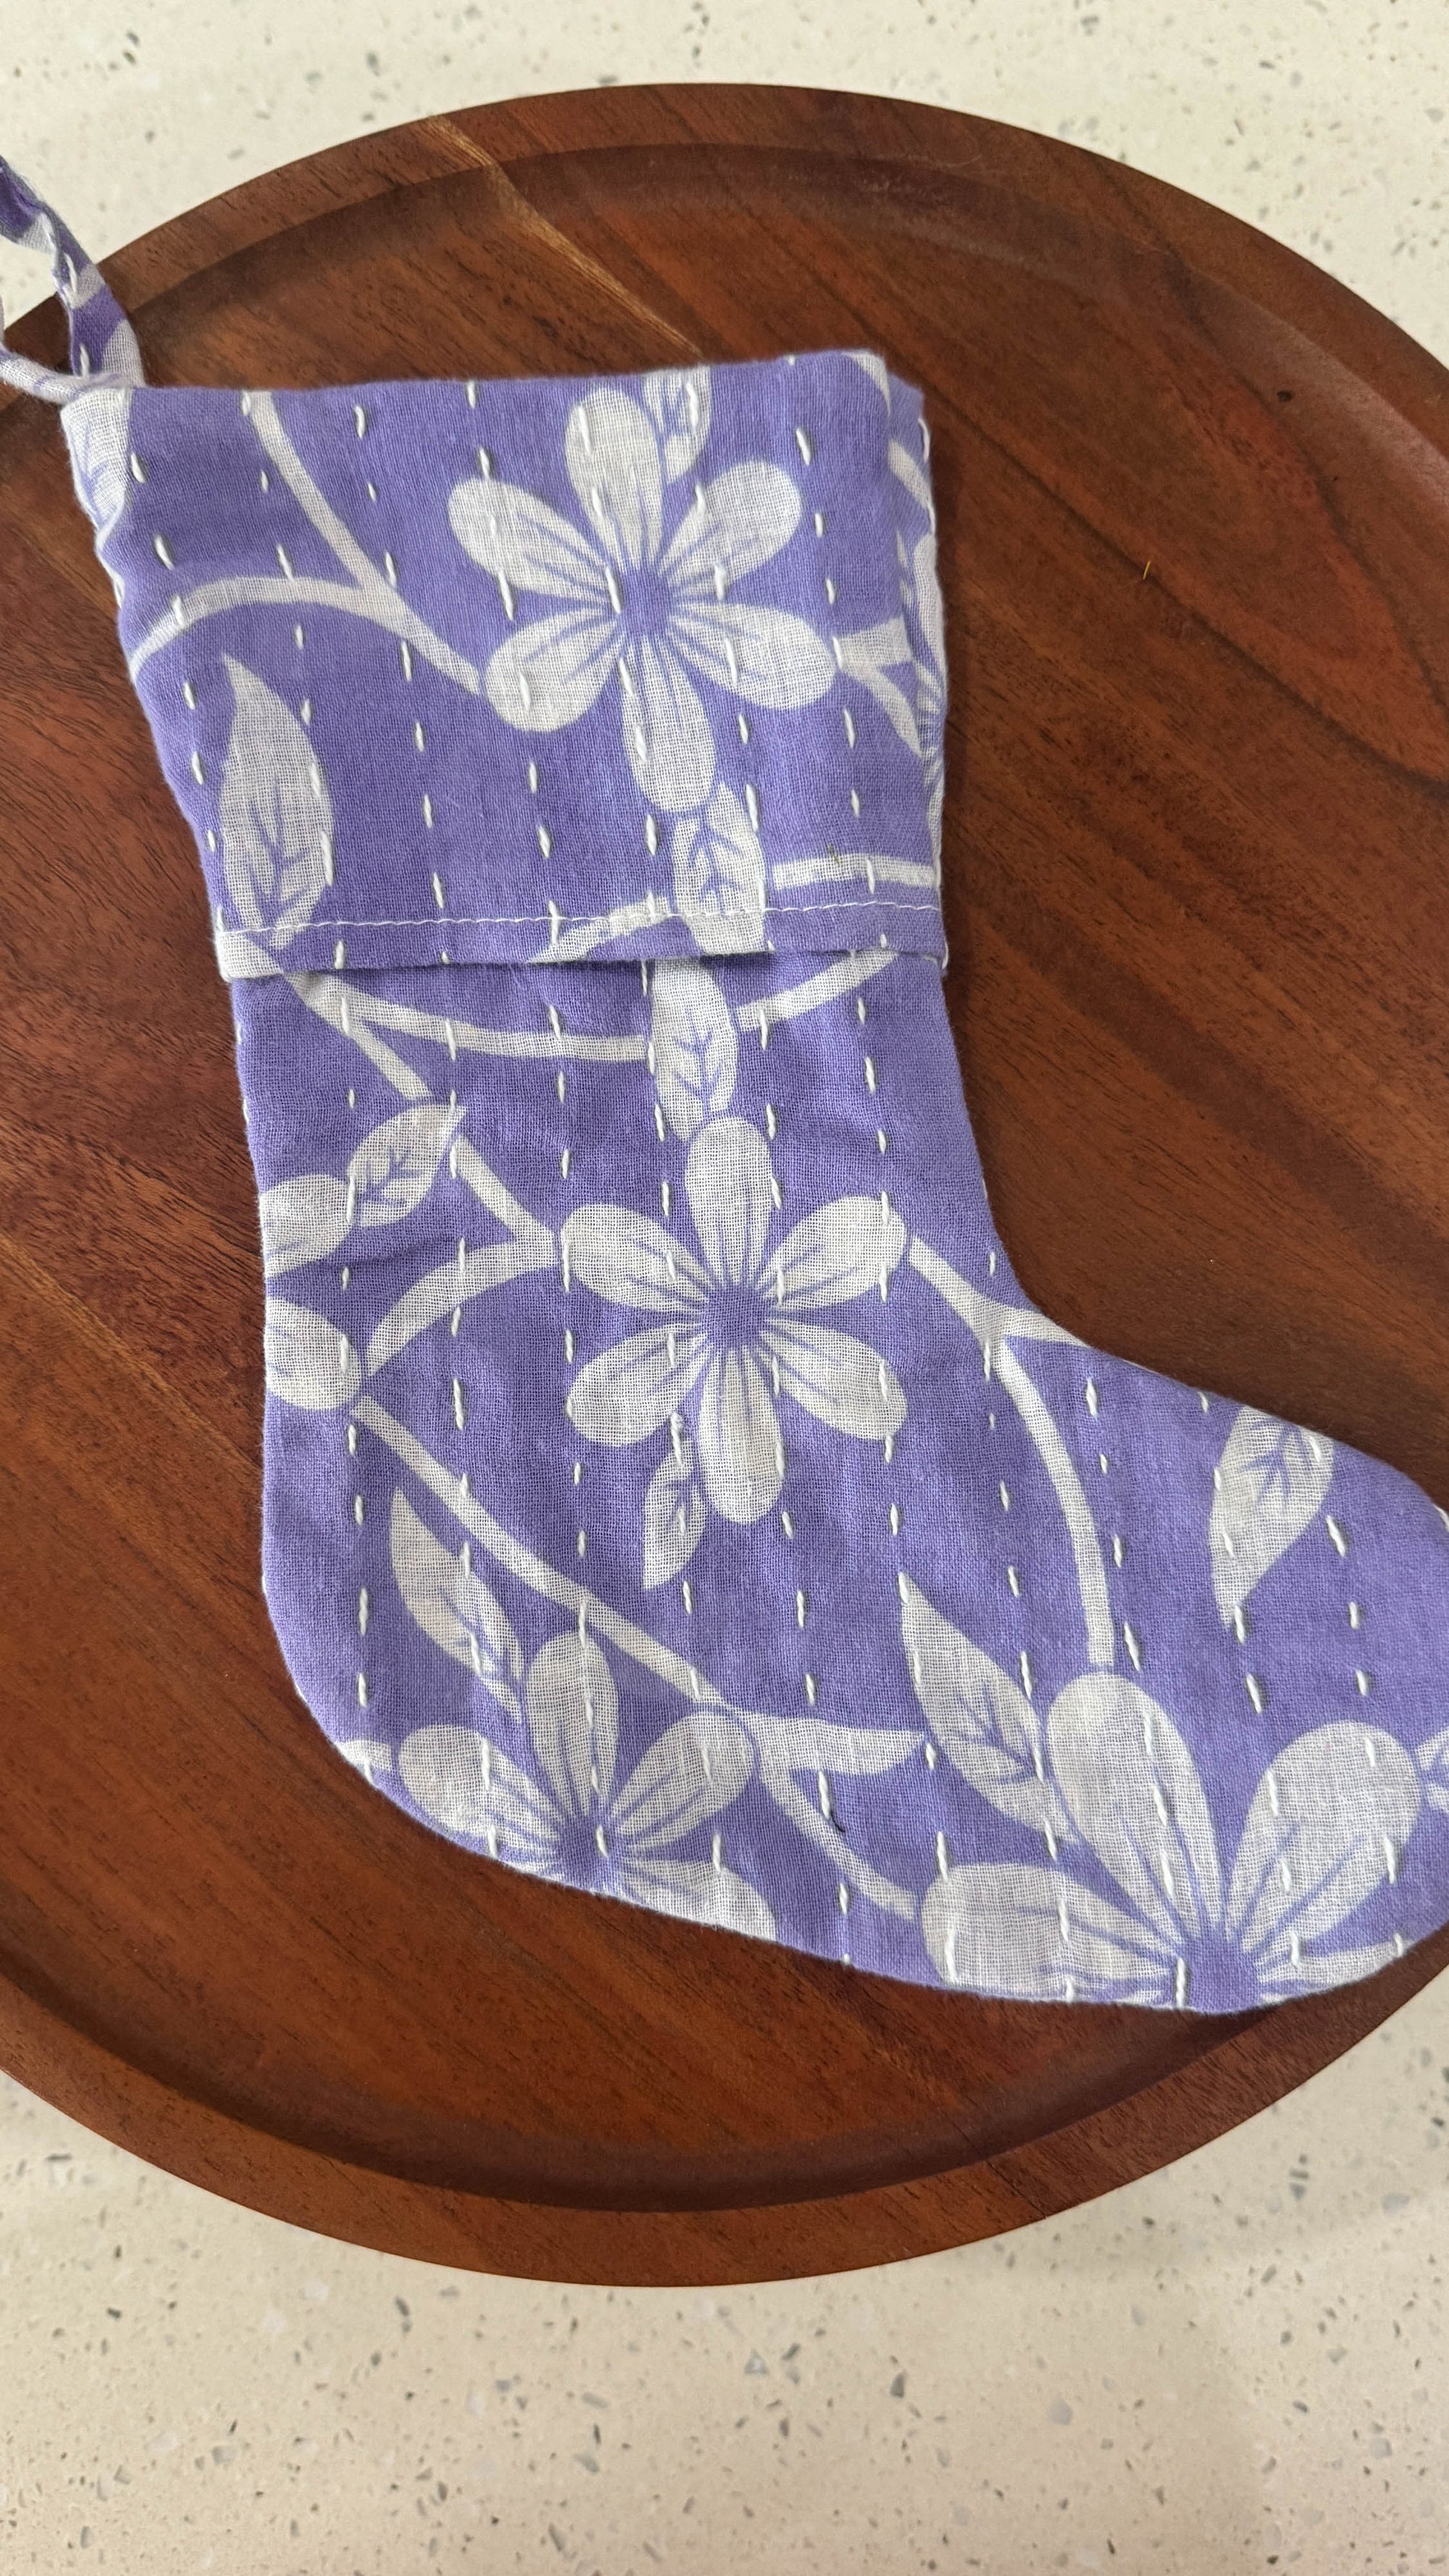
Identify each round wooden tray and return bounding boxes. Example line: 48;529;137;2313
4;84;1449;2288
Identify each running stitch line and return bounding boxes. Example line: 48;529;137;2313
217;893;943;932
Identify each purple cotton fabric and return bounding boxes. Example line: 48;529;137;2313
116;361;945;975
7;151;1449;2012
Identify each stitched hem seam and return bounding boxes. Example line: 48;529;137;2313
220;892;943;933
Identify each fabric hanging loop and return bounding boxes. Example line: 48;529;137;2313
0;155;146;403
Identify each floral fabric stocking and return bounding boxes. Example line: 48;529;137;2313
6;154;1449;2011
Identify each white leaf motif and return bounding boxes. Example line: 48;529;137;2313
390;1490;523;1718
651;959;738;1139
642;1437;708;1588
922;1863;1169;2002
259;1172;351;1278
224;932;286;979
527;1632;619;1815
627;1856;775;1941
888;436;935;526
609;1710;754;1846
1226;1721;1419;1967
912;529;945;679
398;1723;554;1858
60;387;133;542
1209;1405;1335;1621
900;1574;1074;1842
1417;1723;1449;1819
834;616;922;755
347;1103;464;1226
641;367;712;481
671;786;767;953
335;1737;394;1778
220;656;334;947
1048;1675;1222;1942
263;1299;360;1410
848;350;890;403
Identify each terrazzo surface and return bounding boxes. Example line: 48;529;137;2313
4;1990;1449;2570
4;3;1449;2568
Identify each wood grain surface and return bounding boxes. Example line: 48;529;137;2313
3;84;1449;2288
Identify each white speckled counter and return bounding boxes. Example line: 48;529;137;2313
4;1991;1448;2569
3;5;1448;2569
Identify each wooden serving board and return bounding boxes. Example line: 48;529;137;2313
3;84;1448;2286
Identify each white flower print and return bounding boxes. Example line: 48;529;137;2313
448;380;838;812
398;1630;775;1940
922;1673;1421;2007
564;1115;907;1530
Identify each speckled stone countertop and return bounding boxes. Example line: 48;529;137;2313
3;4;1448;2569
4;1994;1448;2570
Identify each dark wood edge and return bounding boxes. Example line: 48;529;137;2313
0;1897;1253;2210
5;1922;1445;2284
11;1882;1448;2217
5;85;1448;444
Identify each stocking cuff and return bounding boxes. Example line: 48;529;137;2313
6;262;946;979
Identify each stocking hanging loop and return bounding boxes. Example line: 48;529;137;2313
0;154;146;403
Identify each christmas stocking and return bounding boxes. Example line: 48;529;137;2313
6;152;1448;2012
